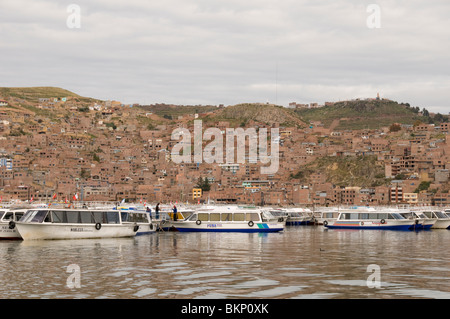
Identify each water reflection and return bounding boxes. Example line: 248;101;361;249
0;227;449;299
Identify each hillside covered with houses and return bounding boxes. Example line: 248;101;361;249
1;87;450;207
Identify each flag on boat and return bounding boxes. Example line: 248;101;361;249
73;193;79;201
52;193;57;200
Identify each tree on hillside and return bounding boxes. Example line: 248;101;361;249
196;177;211;192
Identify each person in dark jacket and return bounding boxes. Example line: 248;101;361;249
173;205;178;221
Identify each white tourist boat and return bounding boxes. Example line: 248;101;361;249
0;209;26;240
15;208;140;240
313;208;340;226
119;210;156;235
157;207;195;231
418;210;450;229
285;208;314;225
171;205;285;232
399;211;436;230
324;208;415;230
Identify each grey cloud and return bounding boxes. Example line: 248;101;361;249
0;0;449;111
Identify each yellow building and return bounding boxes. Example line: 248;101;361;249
403;193;418;204
192;188;202;201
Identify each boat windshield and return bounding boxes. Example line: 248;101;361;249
435;211;448;218
390;212;405;220
415;212;427;219
20;210;49;223
261;211;275;221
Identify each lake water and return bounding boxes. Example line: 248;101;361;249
1;226;449;299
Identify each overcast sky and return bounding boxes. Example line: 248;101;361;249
1;0;449;113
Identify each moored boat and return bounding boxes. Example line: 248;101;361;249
399;211;435;230
120;210;156;235
16;208;140;240
313;209;340;226
0;209;26;240
324;209;414;230
284;208;314;225
171;205;285;232
418;210;450;229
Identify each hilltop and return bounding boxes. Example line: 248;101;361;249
0;86;100;103
204;103;307;127
294;99;425;130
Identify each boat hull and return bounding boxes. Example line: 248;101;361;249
172;221;284;233
326;220;414;230
16;222;138;240
431;220;450;229
0;223;22;240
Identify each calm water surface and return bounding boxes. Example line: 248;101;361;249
0;227;449;299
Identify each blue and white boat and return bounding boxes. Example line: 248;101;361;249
171;205;285;233
399;211;435;230
418;210;450;229
324;208;414;230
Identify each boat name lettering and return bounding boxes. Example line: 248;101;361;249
207;224;222;228
71;227;88;232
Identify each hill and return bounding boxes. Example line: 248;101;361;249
294;99;424;130
292;155;390;188
204;103;307;127
0;86;101;104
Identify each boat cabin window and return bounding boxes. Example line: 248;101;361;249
233;213;245;221
80;211;94;224
106;212;119;224
34;210;49;223
246;213;260;222
209;213;221;221
390;213;405;220
2;212;13;221
221;213;232;221
435;211;448;219
121;212;149;223
198;213;209;222
188;213;197;221
51;211;68;223
0;211;5;220
15;212;24;221
92;211;107;224
67;211;80;223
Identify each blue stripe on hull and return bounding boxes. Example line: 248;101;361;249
135;231;155;236
174;228;283;233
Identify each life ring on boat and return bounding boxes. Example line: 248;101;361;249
161;219;167;225
380;219;386;224
360;221;364;226
414;219;419;225
278;217;284;222
248;221;254;227
8;221;15;229
323;220;328;227
150;223;154;230
95;222;102;230
133;225;139;232
196;220;202;225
